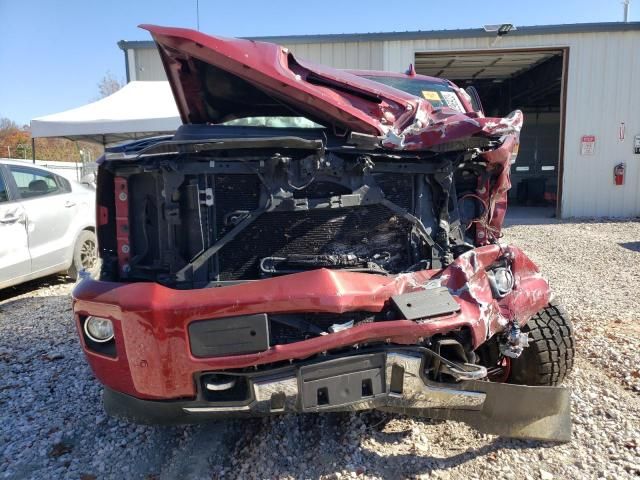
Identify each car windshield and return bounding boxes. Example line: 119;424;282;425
361;76;466;112
223;116;323;128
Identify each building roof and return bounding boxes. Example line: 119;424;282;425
118;21;640;50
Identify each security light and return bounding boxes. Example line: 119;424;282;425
483;24;517;36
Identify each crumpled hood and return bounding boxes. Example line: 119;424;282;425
141;24;522;150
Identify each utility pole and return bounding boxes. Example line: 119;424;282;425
623;0;631;22
196;0;200;31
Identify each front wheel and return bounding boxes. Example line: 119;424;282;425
508;301;575;386
68;230;98;280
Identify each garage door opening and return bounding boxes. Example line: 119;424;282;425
415;48;567;217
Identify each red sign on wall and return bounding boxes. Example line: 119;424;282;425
580;135;596;156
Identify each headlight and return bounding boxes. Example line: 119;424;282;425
487;267;515;298
84;316;114;343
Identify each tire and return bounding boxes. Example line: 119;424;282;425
508;301;575;386
67;230;98;280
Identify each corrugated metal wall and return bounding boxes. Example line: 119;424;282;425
375;32;640;218
279;41;385;69
127;31;640;218
133;48;168;81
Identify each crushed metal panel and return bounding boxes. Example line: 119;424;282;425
381;380;572;442
391;286;460;320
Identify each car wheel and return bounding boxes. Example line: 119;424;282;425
508;301;575;386
68;230;98;280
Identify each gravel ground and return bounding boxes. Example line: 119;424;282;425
1;218;639;479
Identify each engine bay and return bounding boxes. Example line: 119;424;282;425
96;127;504;289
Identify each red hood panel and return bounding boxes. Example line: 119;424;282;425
141;25;522;149
140;24;418;136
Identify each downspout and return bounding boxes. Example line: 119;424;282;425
124;49;130;82
118;41;131;83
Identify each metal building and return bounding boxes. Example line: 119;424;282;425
118;22;640;218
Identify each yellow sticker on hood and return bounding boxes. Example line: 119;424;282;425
421;90;441;101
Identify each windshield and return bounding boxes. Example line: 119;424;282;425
361;76;466;112
223;116;323;128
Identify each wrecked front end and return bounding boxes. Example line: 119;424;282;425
75;241;569;441
73;125;569;441
72;25;571;442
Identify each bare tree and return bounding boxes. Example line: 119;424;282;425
97;71;125;99
0;117;19;132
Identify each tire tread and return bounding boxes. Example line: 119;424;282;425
509;300;575;386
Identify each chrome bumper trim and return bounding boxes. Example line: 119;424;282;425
183;352;485;415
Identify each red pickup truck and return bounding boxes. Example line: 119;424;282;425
73;25;574;442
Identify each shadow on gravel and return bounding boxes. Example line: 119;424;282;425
0;274;73;303
221;411;558;479
354;414;556;479
619;241;640;253
358;436;555;479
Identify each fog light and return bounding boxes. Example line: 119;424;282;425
487;267;515;298
84;316;114;343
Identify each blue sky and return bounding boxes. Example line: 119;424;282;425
0;0;633;126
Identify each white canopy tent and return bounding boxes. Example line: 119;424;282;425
30;81;181;145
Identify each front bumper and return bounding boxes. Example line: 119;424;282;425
104;350;571;442
73;244;550;401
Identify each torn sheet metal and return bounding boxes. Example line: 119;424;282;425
141;24;523;153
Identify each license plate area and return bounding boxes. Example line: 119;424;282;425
188;313;269;357
299;354;386;410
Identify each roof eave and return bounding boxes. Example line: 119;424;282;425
117;21;640;50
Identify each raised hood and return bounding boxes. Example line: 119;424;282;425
141;24;420;136
141;25;522;149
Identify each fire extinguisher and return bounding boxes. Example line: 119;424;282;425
614;163;625;186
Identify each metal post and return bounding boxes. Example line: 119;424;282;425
32;138;35;163
623;0;630;22
196;0;200;31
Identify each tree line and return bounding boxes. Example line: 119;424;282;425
0;118;103;162
0;72;124;162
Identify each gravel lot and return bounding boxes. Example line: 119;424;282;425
1;218;639;479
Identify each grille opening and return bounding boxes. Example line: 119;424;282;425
121;167;435;287
361;378;373;397
269;312;377;346
218;205;413;280
317;387;329;405
390;365;405;394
